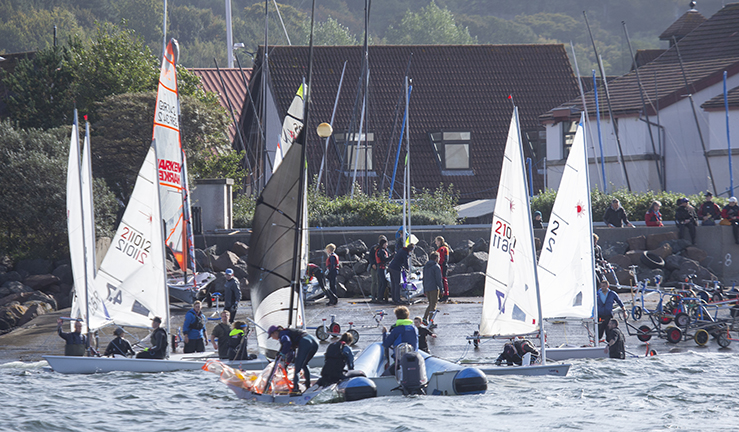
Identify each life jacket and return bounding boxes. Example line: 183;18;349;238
326;253;339;272
375;247;389;269
513;339;539;357
437;245;449;266
151;327;168;357
228;328;244;348
188;310;205;330
282;328;308;350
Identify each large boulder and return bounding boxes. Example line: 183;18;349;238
0;281;33;298
353;259;368;276
601;241;628;259
649;243;673;259
336;240;368;258
230;241;249;257
684;246;708;263
460;251;488;273
196;246;217;270
0;271;23;285
15;258;53;276
410;247;428;268
668;257;716;282
339;265;355;282
450;240;474;263
0;303;27;330
646;231;678;250
664;254;690;272
0;255;12;270
636;268;665;285
608;254;632;270
212;251;243;272
473;237;489;253
625;250;644;265
16;301;54;327
447;272;486;296
447;262;468;276
23;274;60;292
52;264;73;285
345;274;371;297
666;238;691;254
627;235;647;251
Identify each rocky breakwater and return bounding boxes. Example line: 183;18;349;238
0;257;65;333
600;231;718;290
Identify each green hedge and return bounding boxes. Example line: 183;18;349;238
531;188;726;223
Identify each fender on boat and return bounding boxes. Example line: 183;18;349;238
338;376;377;402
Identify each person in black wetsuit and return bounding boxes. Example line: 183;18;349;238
136;316;168;359
56;318;87;356
104;327;135;357
414;317;436;354
316;332;356;387
269;325;319;393
605;319;625;359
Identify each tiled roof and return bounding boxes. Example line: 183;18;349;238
633;49;665;69
245;45;579;201
190;68;252;143
659;9;706;41
701;84;739;109
542;4;739;121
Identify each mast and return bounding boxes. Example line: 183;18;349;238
623;21;663;191
404;76;412;245
726;71;734;197
316;61;347;191
673;36;717;196
288;0;316;326
584;11;631;191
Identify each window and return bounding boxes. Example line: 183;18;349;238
562;121;578;159
339;132;374;172
429;131;471;170
524;129;547;174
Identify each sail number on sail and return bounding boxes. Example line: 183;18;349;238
156;100;179;129
116;225;151;264
544;220;560;253
492;220;517;261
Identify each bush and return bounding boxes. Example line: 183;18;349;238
531;187;724;224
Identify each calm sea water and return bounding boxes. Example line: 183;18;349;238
2;350;737;432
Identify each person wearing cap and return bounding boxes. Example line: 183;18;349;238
722;197;739;244
136;317;168;359
210;310;232;359
223;268;241;323
603;199;634;228
675;197;698;245
268;325;319;394
698;192;721;226
645;201;664;227
388;242;415;305
103;327;135;357
532;211;543;229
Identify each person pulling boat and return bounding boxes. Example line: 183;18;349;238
268;325;319;394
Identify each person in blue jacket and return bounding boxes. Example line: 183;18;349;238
387;243;415;305
381;306;418;376
268;325;319;393
182;300;208;353
597;280;625;341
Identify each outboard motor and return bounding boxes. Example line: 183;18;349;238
395;343;427;395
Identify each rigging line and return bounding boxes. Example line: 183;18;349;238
234;54;259;194
381;53;414;192
271;0;291;45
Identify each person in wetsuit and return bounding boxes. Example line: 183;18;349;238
605;319;625;359
268;325;319;393
316;332;355;387
103;327;135;357
56;318;87;356
136;316;168;359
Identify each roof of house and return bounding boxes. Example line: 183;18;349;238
701;84;739;109
542;3;739;122
633;49;665;69
190;68;252;142
246;44;579;201
659;8;707;41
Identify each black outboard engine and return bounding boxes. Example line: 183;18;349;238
395;343;427;395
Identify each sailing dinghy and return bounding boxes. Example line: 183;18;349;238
467;108;570;376
538;115;606;361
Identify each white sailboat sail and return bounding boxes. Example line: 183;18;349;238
91;145;168;330
273;84;305;173
68;112;97;332
480;108;542;338
538;115;596;320
152;38;189;275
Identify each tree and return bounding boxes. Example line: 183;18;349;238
456;14;537;44
384;1;476;45
112;0;163;48
0;120;117;260
91;91;233;203
0;5;84;54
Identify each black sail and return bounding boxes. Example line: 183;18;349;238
248;128;305;356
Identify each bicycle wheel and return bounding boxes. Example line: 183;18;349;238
316;325;329;341
637;325;652;342
329;322;341;334
632;306;642;321
347;329;360;345
675;312;690;328
665;326;682;344
717;331;731;348
694;329;709;346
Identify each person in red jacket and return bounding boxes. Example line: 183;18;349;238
644;201;663;227
435;236;451;302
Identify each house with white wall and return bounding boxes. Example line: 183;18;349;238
540;3;739;197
